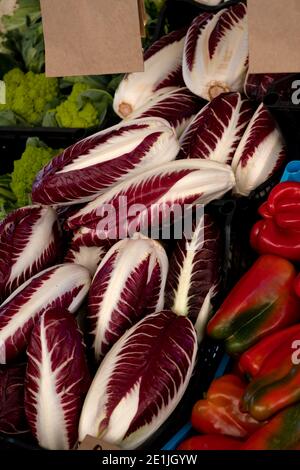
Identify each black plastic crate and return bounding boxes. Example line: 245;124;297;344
153;0;242;41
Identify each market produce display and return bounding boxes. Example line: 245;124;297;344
0;0;298;453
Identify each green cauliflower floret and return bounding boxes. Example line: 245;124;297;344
55;83;99;128
4;68;59;125
11;137;62;207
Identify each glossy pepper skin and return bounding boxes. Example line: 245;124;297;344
241;325;300;421
241;403;300;450
239;324;300;378
191;375;262;438
243;363;300;421
178;435;242;451
251;182;300;262
207;255;300;355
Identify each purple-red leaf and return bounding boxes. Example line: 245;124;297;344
64;245;107;276
79;310;197;449
114;29;187;118
165;214;222;340
183;3;248;101
87;236;168;360
67;159;235;237
0;264;91;364
25;308;90;450
127;88;202;138
32;118;179;206
232;103;287;196
179;92;254;164
0;206;61;302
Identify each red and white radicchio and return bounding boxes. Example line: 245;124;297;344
127;88;202;138
0;206;60;302
32;118;179;206
0;363;28;434
165;214;222;341
71;226;114;249
179;92;253;164
113;29;186;118
67;159;236;236
79;310;197;449
0;264;91;364
87;236;168;361
25;308;90;450
183;3;248;101
64;245;107;276
232;103;287;196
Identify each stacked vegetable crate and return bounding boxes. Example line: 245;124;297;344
0;0;297;452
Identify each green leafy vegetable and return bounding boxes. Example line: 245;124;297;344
11;137;62;206
2;68;59;125
47;83;112;129
2;0;41;32
1;0;44;72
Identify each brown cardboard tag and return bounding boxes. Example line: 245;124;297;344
40;0;144;77
77;435;121;451
248;0;300;73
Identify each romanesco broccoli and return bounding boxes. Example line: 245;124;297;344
11;137;62;206
3;68;59;125
54;83;99;128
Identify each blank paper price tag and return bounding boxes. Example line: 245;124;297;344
248;0;300;73
40;0;144;77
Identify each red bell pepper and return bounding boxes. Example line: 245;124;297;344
240;325;300;421
207;255;300;355
178;435;242;451
241;402;300;450
191;375;262;438
251;182;300;262
239;324;300;378
242;363;300;421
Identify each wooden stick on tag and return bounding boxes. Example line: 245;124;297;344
77;435;121;451
138;0;147;38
